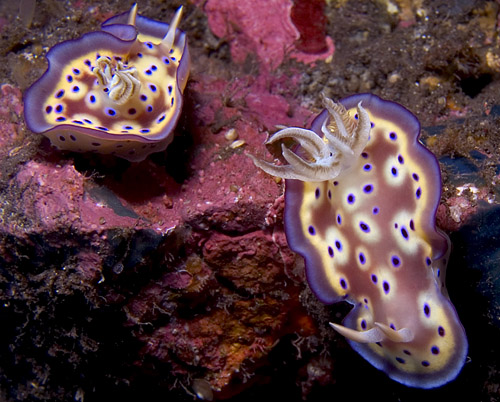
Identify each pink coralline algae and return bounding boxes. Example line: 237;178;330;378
197;0;334;70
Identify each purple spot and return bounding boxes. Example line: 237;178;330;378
72;120;83;125
140;94;147;101
354;114;358;120
394;223;398;229
72;86;79;92
372;207;379;214
70;135;76;141
45;106;52;114
437;269;441;277
89;95;96;103
315;188;320;199
333;181;339;186
391;167;398;177
391;256;401;267
140;129;150;134
66;75;73;82
171;56;176;61
157;115;166;123
363;184;373;193
137;53;143;58
359;253;366;264
361;152;369;158
340;278;347;289
55;104;63;113
151;65;157;71
91;142;101;146
424;303;431;317
371;274;378;284
308;226;316;235
146;42;153;49
128;108;136;115
398;154;404;164
390;323;396;330
438;326;445;337
147;105;153;112
412;173;419;181
59;135;65;141
363;298;368;304
96;126;108;131
359;222;370;233
376;342;382;347
335;240;342;251
149;84;157;92
72;68;80;74
128;150;135;155
328;246;334;257
389;132;397;140
409;219;415;230
169;48;174;54
421;361;430;367
336;214;342;225
327;189;332;199
363;163;372;172
56;117;66;122
103;88;109;93
145;69;152;75
401;227;409;240
416;187;422;199
167;85;173;93
383;281;390;294
347;194;355;204
403;349;412;355
55;90;64;98
361;320;367;330
84;119;92;124
84;60;91;66
396;357;405;364
106;108;116;116
431;346;440;355
425;257;431;266
124;125;133;130
171;97;174;106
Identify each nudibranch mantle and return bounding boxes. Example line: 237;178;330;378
24;4;190;162
253;93;468;388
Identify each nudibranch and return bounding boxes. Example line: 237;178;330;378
251;94;468;388
24;4;190;162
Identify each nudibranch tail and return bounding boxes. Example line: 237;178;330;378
24;4;190;162
254;93;468;388
249;96;371;182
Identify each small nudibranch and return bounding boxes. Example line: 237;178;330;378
24;4;190;162
251;93;468;388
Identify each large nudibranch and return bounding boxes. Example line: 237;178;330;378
251;94;467;388
24;4;190;162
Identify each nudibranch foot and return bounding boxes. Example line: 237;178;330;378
250;96;371;182
24;4;190;162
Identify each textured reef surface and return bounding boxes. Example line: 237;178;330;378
1;1;500;401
